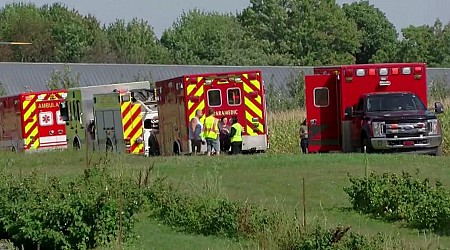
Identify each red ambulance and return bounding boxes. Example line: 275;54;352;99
305;63;444;155
155;70;268;156
0;90;68;152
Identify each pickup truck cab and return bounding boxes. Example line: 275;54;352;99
345;92;444;155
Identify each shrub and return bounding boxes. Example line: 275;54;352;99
143;173;402;249
0;162;146;249
344;170;450;234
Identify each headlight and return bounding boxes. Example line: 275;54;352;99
372;121;385;137
428;119;439;135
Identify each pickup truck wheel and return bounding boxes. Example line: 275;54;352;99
361;137;373;154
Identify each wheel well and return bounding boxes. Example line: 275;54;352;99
173;140;181;155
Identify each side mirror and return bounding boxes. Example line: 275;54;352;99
435;102;444;114
59;102;69;121
344;106;354;119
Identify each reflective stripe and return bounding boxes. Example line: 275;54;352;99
231;123;243;142
203;116;218;139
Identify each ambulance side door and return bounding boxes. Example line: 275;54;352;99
305;74;341;153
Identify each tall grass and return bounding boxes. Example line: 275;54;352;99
267;109;305;154
267;98;450;155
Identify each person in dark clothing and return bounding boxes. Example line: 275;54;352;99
219;116;231;153
229;116;243;155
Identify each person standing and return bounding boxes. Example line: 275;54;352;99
229;116;243;155
219;116;230;153
189;109;203;155
203;108;220;156
300;119;308;154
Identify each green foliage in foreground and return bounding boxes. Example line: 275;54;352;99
0;159;146;249
0;154;406;250
144;171;402;249
345;170;450;234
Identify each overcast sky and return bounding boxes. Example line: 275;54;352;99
1;0;449;38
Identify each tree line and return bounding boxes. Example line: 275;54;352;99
0;0;449;67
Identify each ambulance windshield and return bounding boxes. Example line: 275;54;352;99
366;93;427;112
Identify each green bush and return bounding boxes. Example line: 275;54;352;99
0;163;146;249
344;170;450;234
144;174;402;249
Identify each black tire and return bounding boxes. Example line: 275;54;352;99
106;137;114;152
361;136;373;154
148;135;160;156
73;138;81;150
173;141;181;155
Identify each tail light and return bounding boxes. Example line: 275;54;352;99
49;130;54;135
58;129;63;135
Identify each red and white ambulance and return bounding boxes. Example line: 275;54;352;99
0;90;68;152
155;70;268;156
305;63;444;155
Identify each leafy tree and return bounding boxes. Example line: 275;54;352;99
342;1;398;64
239;0;360;66
106;18;172;64
41;3;104;62
0;3;56;62
46;64;80;90
81;14;117;63
161;9;272;65
373;19;450;67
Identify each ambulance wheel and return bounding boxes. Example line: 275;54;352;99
173;141;181;155
73;138;81;150
148;135;159;156
106;138;114;152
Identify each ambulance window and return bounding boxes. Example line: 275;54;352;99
227;88;241;106
70;101;75;121
313;88;329;107
75;100;81;121
144;119;152;129
207;89;221;107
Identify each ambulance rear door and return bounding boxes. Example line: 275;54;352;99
305;74;341;153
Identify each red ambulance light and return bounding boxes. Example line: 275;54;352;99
189;78;197;84
414;66;422;74
247;73;258;80
249;91;258;98
189;96;200;103
414;66;422;79
368;69;376;76
344;70;353;82
391;68;399;75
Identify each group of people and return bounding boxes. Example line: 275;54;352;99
189;107;309;155
189;108;243;156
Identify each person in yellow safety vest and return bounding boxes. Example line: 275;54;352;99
203;107;220;156
229;115;243;155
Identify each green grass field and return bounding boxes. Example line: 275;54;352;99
2;150;450;249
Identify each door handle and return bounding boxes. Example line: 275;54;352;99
310;119;317;125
